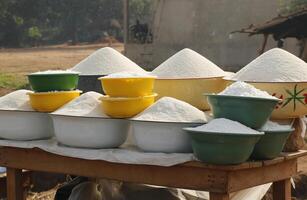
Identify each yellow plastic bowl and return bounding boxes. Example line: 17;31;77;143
226;80;307;119
28;90;81;113
100;93;157;118
154;77;227;110
98;77;155;97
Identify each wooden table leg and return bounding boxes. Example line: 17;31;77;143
210;193;230;200
6;168;23;200
273;178;291;200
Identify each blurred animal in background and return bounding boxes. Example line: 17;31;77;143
129;20;153;44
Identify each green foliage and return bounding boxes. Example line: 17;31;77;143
279;0;307;14
0;0;151;47
129;0;152;22
0;73;28;89
13;16;23;26
28;26;42;39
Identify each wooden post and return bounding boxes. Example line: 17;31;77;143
301;39;307;62
273;178;291;200
258;34;269;55
210;193;230;200
6;168;23;200
123;0;129;54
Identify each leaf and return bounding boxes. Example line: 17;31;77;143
296;88;305;95
285;89;294;97
294;84;298;95
294;98;296;111
297;98;305;105
282;98;292;108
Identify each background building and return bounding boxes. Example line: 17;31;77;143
125;0;299;71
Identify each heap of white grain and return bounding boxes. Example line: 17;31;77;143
232;48;307;82
71;47;146;75
151;48;226;78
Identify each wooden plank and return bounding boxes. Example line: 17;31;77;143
0;147;228;193
210;193;230;200
281;150;307;160
0;173;6;197
0;147;304;194
186;150;307;170
0;171;32;198
262;156;285;166
6;168;23;200
227;159;297;192
273;179;291;200
185;160;263;171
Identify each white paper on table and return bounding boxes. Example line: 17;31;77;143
0;138;194;167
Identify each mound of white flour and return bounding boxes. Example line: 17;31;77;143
260;121;292;131
192;118;261;134
71;47;146;75
232;48;307;82
151;48;226;79
219;81;277;99
52;92;108;118
31;70;79;75
133;97;207;123
0;90;33;111
103;71;156;78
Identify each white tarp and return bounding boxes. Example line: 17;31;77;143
0;138;193;166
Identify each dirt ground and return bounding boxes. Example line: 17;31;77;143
0;43;124;96
0;43;124;74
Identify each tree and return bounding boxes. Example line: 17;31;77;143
0;0;149;47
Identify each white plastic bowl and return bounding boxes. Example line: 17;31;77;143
131;120;203;153
0;110;53;140
51;115;129;148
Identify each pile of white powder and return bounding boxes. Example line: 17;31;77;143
52;92;108;118
260;121;292;131
151;48;226;79
219;81;277;99
103;71;156;79
31;70;79;75
191;118;261;134
0;90;34;111
133;97;207;123
71;47;146;75
232;48;307;82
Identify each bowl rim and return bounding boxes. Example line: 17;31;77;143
100;93;158;101
79;74;106;77
258;128;295;134
98;76;156;80
223;78;307;84
27;90;82;96
204;93;281;102
130;119;206;125
183;127;265;136
28;71;80;76
50;113;128;121
0;109;46;114
154;76;226;80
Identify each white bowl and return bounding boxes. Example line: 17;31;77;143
131;120;203;153
0;110;53;140
51;115;129;148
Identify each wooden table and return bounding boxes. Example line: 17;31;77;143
0;147;306;200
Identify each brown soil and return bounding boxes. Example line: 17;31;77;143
0;43;124;75
0;43;124;96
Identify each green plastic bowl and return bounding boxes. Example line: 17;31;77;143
206;94;280;129
183;128;264;165
251;128;293;160
28;73;79;92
